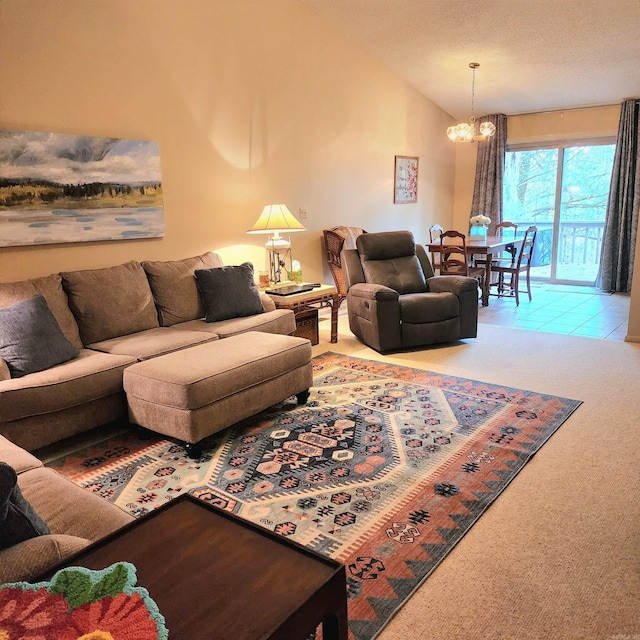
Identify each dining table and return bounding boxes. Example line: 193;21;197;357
426;235;524;306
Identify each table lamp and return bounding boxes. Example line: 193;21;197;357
247;204;305;284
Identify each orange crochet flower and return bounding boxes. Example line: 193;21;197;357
0;586;74;639
63;592;159;640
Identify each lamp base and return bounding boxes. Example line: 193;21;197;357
267;247;291;284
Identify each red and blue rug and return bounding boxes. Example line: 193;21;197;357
48;352;581;640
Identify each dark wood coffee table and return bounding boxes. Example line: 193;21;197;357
41;494;348;639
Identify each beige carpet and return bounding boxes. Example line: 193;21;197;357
313;312;640;640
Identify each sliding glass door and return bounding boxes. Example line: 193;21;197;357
503;140;615;284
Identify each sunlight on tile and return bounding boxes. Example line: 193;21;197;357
478;283;630;341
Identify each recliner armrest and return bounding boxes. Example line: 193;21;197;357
346;284;401;352
347;283;399;301
428;276;478;339
427;275;478;296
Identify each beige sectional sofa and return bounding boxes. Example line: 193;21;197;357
0;433;134;583
0;252;296;452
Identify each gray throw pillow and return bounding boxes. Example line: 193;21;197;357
0;462;50;550
195;262;264;322
0;294;79;378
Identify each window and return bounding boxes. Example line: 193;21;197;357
503;140;616;284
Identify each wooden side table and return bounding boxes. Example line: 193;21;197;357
267;284;339;344
39;494;348;640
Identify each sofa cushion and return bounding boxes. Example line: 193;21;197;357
0;534;90;583
195;263;263;322
0;273;82;349
174;308;296;339
0;295;79;378
0;349;136;423
19;467;133;541
142;252;224;326
399;292;459;323
62;261;159;345
0;435;42;474
87;327;218;361
0;359;9;382
0;462;50;550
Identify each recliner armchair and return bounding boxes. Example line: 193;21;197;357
342;230;478;352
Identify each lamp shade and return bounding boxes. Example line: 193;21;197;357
247;204;305;234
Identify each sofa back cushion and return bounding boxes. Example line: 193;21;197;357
0;274;82;349
142;252;224;326
62;261;159;345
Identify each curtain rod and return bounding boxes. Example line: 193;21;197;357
508;103;621;117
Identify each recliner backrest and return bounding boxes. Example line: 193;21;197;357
356;231;428;294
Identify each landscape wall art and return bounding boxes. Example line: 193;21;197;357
0;128;164;247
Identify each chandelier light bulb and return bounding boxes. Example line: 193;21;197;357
479;121;496;137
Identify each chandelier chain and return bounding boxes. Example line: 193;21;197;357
469;62;479;123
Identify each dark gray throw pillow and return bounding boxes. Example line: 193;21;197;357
195;262;264;322
0;462;50;550
0;294;79;378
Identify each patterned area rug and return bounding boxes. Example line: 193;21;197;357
48;352;581;640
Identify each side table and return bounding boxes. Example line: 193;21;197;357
38;494;348;640
267;284;339;344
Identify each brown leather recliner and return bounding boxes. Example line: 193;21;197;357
342;230;478;352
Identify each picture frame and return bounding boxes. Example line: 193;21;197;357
0;128;164;247
394;155;419;204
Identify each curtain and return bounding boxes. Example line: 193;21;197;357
470;114;507;235
596;99;640;293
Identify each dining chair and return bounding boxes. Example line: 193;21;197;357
474;221;518;268
428;224;444;273
490;225;537;305
439;230;486;287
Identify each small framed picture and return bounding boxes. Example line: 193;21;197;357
394;155;419;204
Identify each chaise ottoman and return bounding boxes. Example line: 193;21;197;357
123;331;313;457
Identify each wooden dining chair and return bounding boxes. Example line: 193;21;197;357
474;221;518;267
439;230;486;286
428;224;444;273
490;225;537;305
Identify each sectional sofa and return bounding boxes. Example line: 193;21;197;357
0;433;134;583
0;252;296;452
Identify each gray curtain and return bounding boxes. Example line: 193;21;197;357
596;99;640;293
470;114;507;235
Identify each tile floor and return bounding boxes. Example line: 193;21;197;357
477;282;631;340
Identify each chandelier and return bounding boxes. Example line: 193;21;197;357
447;62;496;143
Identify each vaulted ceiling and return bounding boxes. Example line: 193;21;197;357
301;0;640;119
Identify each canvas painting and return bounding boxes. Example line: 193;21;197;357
394;155;419;204
0;128;164;247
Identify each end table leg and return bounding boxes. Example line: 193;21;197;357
322;607;349;640
330;294;339;343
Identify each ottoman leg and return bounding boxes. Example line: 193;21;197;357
136;425;154;440
296;389;311;405
185;442;203;459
